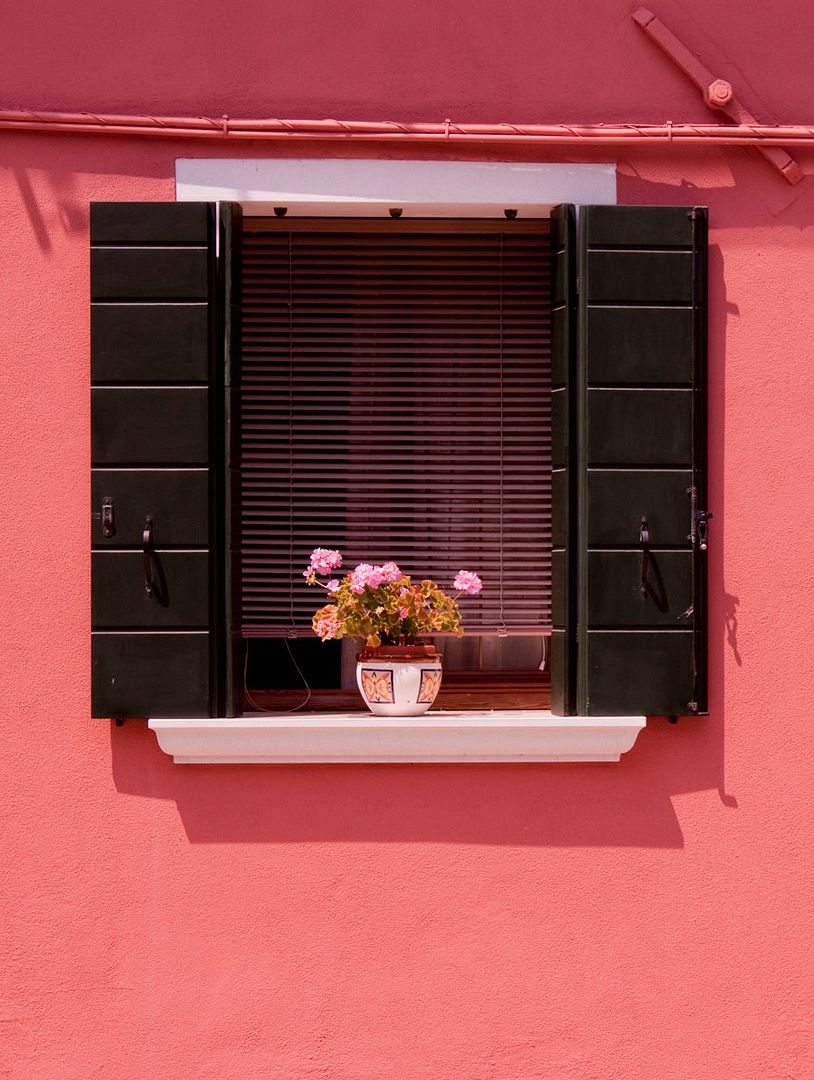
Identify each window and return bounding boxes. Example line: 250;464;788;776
238;218;552;711
90;199;708;725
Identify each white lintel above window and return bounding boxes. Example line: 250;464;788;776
175;158;617;217
148;713;646;764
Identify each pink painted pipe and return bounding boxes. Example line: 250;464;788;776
1;109;814;148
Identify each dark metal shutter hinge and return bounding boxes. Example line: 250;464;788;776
687;486;713;550
696;509;712;551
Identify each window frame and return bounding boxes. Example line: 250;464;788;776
237;213;555;708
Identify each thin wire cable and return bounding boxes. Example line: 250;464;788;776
497;232;507;638
288;232;297;635
242;640;312;714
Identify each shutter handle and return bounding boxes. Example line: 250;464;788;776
639;516;650;595
101;496;115;538
143;515;155;598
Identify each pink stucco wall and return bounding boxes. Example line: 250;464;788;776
2;3;813;1077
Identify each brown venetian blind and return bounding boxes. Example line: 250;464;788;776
239;219;552;635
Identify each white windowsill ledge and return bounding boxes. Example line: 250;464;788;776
148;712;646;764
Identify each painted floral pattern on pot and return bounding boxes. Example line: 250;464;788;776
417;669;442;704
360;669;394;703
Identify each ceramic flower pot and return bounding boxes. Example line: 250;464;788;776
356;645;442;716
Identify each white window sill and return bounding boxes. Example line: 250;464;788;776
148;711;646;764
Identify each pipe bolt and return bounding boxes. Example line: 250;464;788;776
705;79;733;107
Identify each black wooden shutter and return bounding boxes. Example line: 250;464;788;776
90;201;240;719
550;204;708;717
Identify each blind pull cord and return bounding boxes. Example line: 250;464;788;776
497;232;508;638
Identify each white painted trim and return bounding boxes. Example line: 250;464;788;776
148;712;645;764
175;159;616;216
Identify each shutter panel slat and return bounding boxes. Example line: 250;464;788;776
91;304;210;384
92;634;211;719
586;552;694;626
238;221;552;635
91;552;210;627
584;251;693;303
90;470;209;547
586;307;694;384
91;248;210;300
91;388;209;465
89;202;211;244
586;633;696;716
587;389;693;466
586;471;692;545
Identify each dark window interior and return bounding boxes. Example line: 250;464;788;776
239;218;552;710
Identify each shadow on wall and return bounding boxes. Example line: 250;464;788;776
0;138;176;254
5;136;814;262
616;150;814;221
104;168;757;849
111;716;726;849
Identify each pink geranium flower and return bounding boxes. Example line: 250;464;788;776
313;607;340;641
350;563;373;593
306;547;343;576
453;570;483;595
351;563;393;592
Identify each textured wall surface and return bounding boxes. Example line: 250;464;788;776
2;2;814;1077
